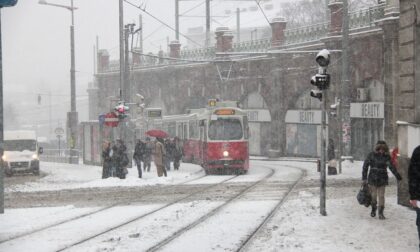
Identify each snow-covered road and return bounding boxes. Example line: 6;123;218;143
1;160;418;252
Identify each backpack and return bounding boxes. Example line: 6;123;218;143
357;183;372;207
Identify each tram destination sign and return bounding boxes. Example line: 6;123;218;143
146;108;162;119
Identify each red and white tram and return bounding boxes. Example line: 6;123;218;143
143;101;250;174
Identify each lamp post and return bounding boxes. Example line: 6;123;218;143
39;0;78;164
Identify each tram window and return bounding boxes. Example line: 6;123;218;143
183;123;188;139
208;118;243;140
168;122;176;137
243;116;249;139
189;120;198;139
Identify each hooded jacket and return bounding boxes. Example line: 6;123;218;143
362;141;402;187
409;145;420;200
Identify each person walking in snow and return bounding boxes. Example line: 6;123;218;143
133;139;145;178
408;145;420;250
153;137;167;177
362;140;402;219
101;141;112;179
144;137;153;172
173;137;183;170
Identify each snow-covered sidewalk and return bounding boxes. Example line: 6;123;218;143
1;159;418;252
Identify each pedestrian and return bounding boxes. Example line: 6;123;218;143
408;145;420;251
164;138;172;171
173;137;183;170
115;139;129;179
133;139;145;178
362;140;402;219
153;137;167;177
101;141;112;179
144;137;153;172
110;144;118;178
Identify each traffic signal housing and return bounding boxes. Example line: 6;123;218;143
311;73;330;90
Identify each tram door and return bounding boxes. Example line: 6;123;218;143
199;120;206;163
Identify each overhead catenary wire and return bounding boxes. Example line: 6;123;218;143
254;0;271;25
124;0;203;47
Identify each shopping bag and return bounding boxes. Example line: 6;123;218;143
357;183;371;207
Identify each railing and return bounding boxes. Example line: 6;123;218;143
349;4;385;30
180;46;216;60
40;149;80;164
97;4;387;70
284;22;330;45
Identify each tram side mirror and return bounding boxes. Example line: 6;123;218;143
244;126;250;140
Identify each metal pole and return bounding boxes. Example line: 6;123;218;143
205;0;210;47
70;0;75;112
236;8;240;43
175;0;179;40
340;0;350;168
139;15;143;54
0;10;4;214
124;26;130;103
320;88;327;216
119;0;125;99
68;0;78;164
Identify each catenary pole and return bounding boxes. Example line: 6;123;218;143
0;9;4;214
339;0;350;172
320;77;327;216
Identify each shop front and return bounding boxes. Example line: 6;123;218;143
285;110;323;157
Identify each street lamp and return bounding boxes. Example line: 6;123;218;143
39;0;78;164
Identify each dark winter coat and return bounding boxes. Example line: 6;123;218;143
133;141;146;161
409;145;420;200
102;145;112;178
362;151;402;187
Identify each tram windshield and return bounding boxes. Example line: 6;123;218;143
208;118;243;140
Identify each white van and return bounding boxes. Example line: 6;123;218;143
2;130;43;176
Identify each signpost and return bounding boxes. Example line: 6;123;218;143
55;127;64;156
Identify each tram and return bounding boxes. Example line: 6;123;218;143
143;100;250;174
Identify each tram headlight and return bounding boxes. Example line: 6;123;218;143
32;154;39;160
1;154;6;161
223;151;229;157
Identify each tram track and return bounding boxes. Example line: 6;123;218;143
52;174;240;251
236;164;306;252
0;171;207;245
145;167;276;252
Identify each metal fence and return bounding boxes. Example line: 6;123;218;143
40;149;80;164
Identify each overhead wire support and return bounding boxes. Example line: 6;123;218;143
124;0;203;47
254;0;270;25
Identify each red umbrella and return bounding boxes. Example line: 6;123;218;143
145;129;169;138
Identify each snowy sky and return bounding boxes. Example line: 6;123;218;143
2;0;288;132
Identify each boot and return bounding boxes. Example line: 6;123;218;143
370;204;377;217
378;206;385;220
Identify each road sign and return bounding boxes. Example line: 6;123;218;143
54;127;65;136
104;112;119;127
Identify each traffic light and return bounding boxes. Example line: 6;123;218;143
310;89;323;101
114;101;130;120
310;49;331;101
0;0;17;7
